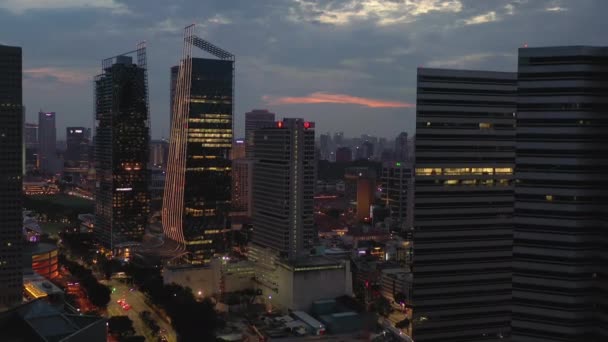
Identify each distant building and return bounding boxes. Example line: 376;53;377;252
344;167;375;205
37;111;57;174
0;44;24;308
231;139;246;160
94;50;150;251
24;123;38;148
381;162;413;232
319;133;331;161
393;132;408;162
245;109;275;157
231;159;253;217
149;168;166;213
356;177;375;221
64;127;90;183
65;127;89;166
149;139;169;168
252;118;316;260
335;146;352;162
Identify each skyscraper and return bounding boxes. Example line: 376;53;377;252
413;68;516;341
245;109;275;157
65;127;89;168
394;132;409;162
24;123;38;148
232;158;254;216
251;119;316;260
513;46;608;342
231;139;246;160
94;45;150;251
381;161;414;232
163;26;234;264
319;133;331;161
0;44;24;308
38;110;56;173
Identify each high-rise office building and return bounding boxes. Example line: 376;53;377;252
24;122;38;172
251;119;316;260
245;109;275;157
65;127;89;168
513;46;608;342
163;26;233;264
381;161;414;232
24;123;38;148
149;139;169;168
232;158;254;216
94;46;150;251
413;68;516;341
319;133;331;161
0;44;24;308
356;176;375;221
231;139;246;160
38;111;56;173
394;132;409;162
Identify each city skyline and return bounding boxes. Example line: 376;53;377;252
2;1;606;140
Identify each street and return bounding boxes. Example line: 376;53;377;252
104;279;177;342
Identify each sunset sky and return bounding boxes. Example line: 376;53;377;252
0;0;604;139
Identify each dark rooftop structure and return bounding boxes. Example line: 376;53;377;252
0;300;106;342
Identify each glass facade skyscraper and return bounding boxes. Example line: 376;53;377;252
94;49;150;251
164;28;234;265
0;44;23;308
413;68;517;341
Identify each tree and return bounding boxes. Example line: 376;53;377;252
108;316;135;338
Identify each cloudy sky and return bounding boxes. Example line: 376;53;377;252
0;0;604;139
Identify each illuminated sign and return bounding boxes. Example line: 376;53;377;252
235;139;244;144
74;129;83;133
116;187;132;192
44;112;54;117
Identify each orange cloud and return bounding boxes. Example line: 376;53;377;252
24;67;92;84
263;92;413;108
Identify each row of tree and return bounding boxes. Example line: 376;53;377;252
58;254;111;308
125;263;224;341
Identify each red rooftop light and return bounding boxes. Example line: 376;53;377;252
277;121;284;128
304;121;311;129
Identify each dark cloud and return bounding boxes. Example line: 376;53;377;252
0;0;606;139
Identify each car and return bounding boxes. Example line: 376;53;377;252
159;335;168;342
122;304;131;311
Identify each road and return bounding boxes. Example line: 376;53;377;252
105;279;177;342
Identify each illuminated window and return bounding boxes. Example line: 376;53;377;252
494;168;513;174
546;195;553;201
471;168;494;175
479;122;493;129
415;168;442;176
444;179;459;185
462;179;477;185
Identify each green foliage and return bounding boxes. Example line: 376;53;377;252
59;255;111;308
125;264;224;342
108;316;135;337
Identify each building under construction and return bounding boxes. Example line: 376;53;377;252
94;43;150;252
